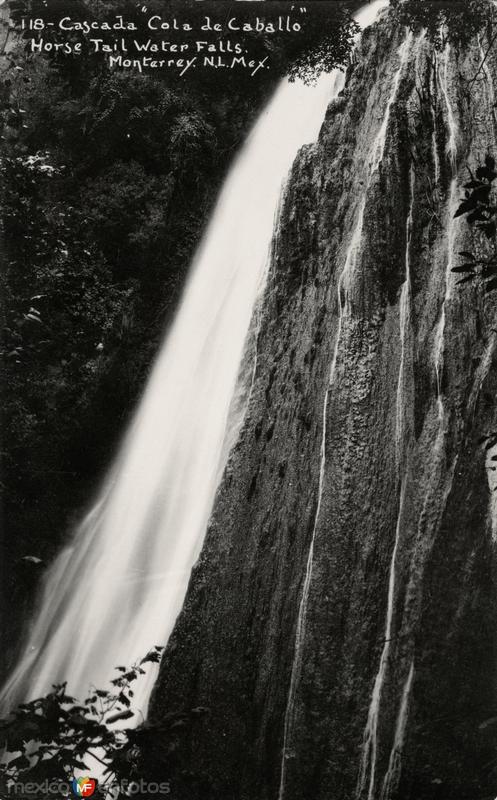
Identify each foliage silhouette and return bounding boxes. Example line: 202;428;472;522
452;155;497;293
389;0;492;50
0;647;203;799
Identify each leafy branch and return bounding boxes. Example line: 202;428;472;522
452;155;497;293
0;647;166;798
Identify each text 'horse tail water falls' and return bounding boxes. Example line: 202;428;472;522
0;28;357;717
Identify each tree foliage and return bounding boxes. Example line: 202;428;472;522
390;0;492;50
0;647;208;799
452;155;497;293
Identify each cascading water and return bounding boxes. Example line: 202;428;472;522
381;660;415;800
277;16;412;800
431;55;441;187
357;162;415;800
486;442;497;542
127;11;497;798
434;44;459;422
0;58;344;716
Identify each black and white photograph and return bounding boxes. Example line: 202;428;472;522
2;1;497;798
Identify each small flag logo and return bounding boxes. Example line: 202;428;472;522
72;777;98;797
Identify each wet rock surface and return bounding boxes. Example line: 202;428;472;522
150;13;497;800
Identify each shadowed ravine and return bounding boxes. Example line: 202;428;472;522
149;10;497;800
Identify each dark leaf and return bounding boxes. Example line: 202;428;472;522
486;154;496;171
472;185;492;202
467;209;490;224
140;650;162;665
479;221;497;239
451;264;476;273
454;197;478;217
8;754;30;770
107;709;134;725
476;165;497;182
459;251;476;260
68;713;91;727
485;277;497;292
456;274;477;285
117;692;131;708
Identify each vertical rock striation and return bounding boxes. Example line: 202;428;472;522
150;12;497;800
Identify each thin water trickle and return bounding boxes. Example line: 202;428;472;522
434;44;459;424
431;55;441;186
486;443;497;542
1;63;342;717
357;163;415;800
381;660;415;800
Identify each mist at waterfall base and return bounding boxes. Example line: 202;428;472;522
0;1;390;721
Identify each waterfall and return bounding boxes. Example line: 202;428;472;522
394;164;415;462
381;660;415;800
357;163;415;800
370;35;413;173
440;45;459;163
431;56;441;186
0;58;343;716
277;16;412;800
434;45;459;421
357;484;406;800
486;440;497;542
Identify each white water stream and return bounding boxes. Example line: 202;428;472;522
357;160;415;800
277;14;412;799
1;58;343;717
381;660;415;800
434;45;459;422
431;55;441;187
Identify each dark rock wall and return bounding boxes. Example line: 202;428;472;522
150;13;497;800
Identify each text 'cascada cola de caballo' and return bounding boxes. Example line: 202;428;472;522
4;3;497;800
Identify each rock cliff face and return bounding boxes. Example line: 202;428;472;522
150;12;497;800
